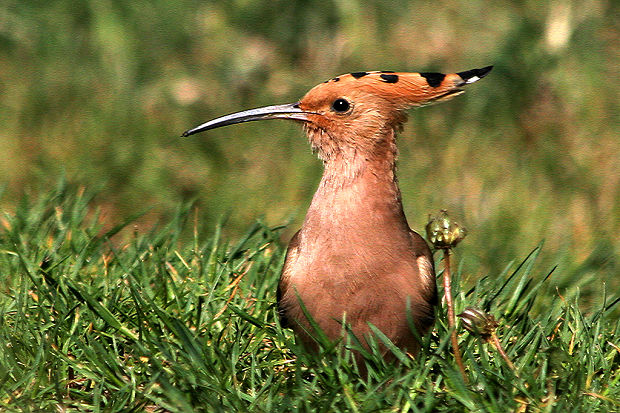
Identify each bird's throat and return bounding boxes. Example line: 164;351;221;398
302;144;409;243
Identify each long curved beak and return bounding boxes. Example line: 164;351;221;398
182;102;312;137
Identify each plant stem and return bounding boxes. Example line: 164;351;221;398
443;249;468;383
490;332;516;371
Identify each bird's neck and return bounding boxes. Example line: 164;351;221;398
301;131;410;237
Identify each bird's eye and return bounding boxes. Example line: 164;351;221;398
331;98;351;113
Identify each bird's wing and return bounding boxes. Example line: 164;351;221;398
409;229;438;307
277;229;302;328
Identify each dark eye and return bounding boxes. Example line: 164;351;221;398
331;98;350;113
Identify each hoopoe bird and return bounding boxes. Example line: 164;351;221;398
183;66;492;363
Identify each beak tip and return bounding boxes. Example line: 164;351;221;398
182;127;200;137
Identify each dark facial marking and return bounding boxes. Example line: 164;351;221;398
332;77;340;82
350;72;368;79
420;72;446;87
380;74;399;83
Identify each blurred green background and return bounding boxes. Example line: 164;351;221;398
1;1;617;300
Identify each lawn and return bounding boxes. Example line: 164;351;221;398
1;183;618;411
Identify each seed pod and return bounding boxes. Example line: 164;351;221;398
425;210;467;249
458;307;498;341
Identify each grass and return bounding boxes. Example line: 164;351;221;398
1;183;618;411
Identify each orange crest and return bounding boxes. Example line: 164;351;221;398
300;67;492;113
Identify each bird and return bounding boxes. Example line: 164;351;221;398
183;66;493;364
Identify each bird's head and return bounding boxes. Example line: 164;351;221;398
183;66;492;162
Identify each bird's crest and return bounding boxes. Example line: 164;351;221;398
302;66;493;110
